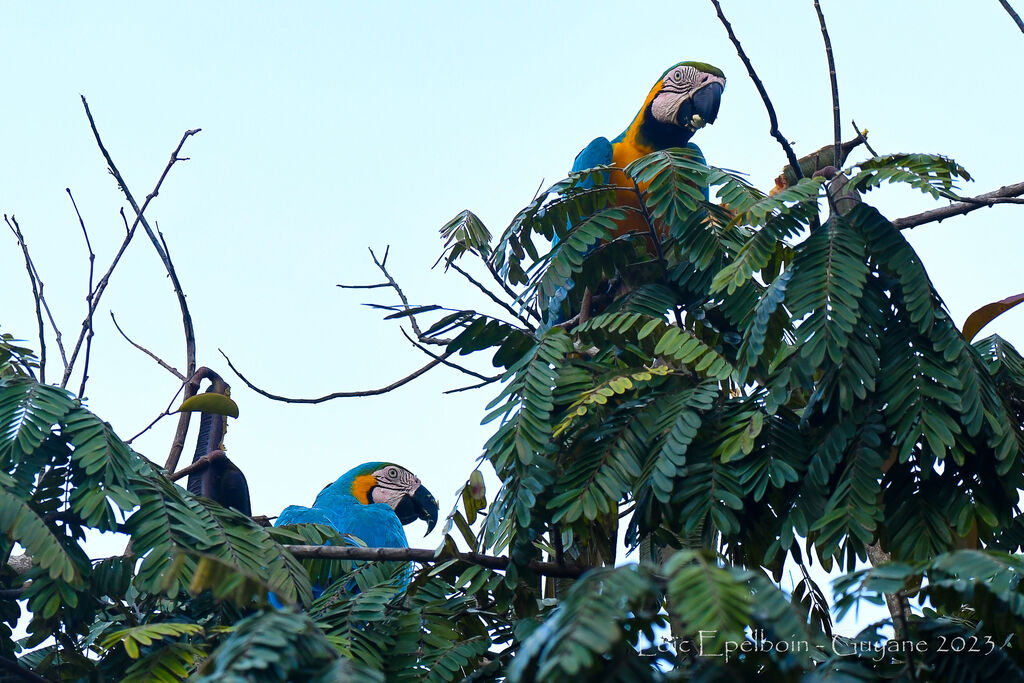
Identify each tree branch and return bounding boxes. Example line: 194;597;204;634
399;327;495;383
282;544;588;579
813;0;842;176
448;261;535;330
443;376;502;394
168;449;225;482
64;99;199;390
4;215;49;383
852;120;879;157
127;378;188;444
339;246;453;345
110;312;186;381
80;96;200;470
65;189;97;398
893;180;1024;229
999;0;1024;33
484;259;542;322
709;0;803;176
221;348;456;403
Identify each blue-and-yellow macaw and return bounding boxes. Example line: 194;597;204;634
572;61;724;233
275;462;439;594
547;61;725;324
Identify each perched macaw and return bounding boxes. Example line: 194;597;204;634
572;61;724;231
275;461;439;595
546;61;726;325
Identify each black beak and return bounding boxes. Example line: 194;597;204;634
692;82;723;125
395;485;439;535
677;81;724;130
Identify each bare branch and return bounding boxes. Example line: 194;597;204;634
283;544;588;579
851;120;879;157
709;0;803;176
443;376;502;394
447;262;534;330
110;312;185;381
893;181;1024;229
400;327;494;382
66;189;96;397
63;99;199;389
5;215;48;382
79;97;201;470
999;0;1024;33
368;246;448;345
221;348;455;403
81;96;199;377
156;224;197;381
168;449;225;482
337;282;390;290
128;374;193;444
483;259;542;322
813;1;842;175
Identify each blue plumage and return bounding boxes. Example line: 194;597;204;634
273;461;438;601
277;465;412;550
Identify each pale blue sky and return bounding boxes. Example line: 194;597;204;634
3;1;1023;635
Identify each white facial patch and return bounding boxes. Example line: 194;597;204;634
651;90;692;125
370;465;421;508
651;65;726;126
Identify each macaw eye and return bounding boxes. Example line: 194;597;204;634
673;70;683;82
388;467;398;479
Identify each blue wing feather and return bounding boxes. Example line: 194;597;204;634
276;505;335;527
571;136;613;176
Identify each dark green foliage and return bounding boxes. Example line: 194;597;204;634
4;145;1023;680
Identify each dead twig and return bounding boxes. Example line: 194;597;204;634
813;1;842;182
339;246;452;344
709;0;803;177
400;327;495;383
444;377;502;394
168;450;225;482
851;120;879;157
63;99;199;390
999;0;1024;34
66;189;97;398
375;246;447;345
484;259;542;322
448;261;535;330
893;180;1024;229
222;348;456;403
5;215;49;382
126;378;188;444
81;97;201;471
110;312;186;381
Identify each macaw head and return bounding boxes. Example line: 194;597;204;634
330;461;439;535
642;61;725;146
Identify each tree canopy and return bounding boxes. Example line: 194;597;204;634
5;3;1024;682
